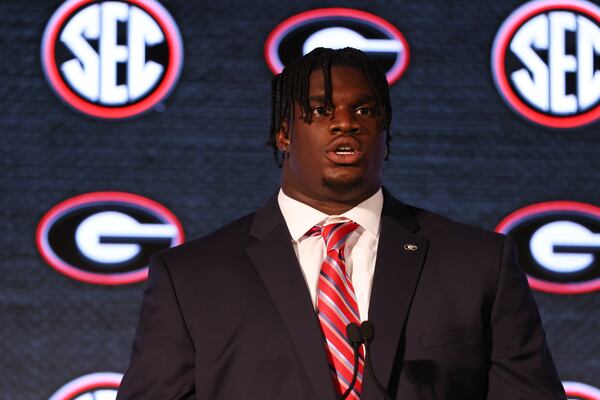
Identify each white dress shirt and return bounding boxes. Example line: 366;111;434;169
277;188;383;321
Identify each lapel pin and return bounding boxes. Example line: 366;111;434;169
404;244;418;251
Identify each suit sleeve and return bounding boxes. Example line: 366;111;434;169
117;254;196;400
486;236;566;400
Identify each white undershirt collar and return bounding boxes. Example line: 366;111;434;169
278;188;383;241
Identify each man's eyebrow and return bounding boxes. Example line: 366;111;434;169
356;94;377;103
308;94;377;102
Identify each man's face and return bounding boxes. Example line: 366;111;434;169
278;65;387;204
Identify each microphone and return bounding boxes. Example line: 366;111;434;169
340;322;363;400
360;321;394;400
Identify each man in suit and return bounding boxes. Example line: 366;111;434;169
117;47;566;399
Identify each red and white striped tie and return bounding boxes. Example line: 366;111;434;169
310;220;364;399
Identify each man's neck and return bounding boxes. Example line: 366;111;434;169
280;186;381;215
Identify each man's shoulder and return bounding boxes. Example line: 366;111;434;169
156;210;257;264
403;204;510;277
383;188;504;246
402;202;505;248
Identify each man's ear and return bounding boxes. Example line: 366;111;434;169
276;119;291;150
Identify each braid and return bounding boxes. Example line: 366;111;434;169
298;56;311;122
269;75;280;165
322;54;334;119
354;51;393;160
268;47;393;167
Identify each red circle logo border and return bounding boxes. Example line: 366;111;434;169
36;191;184;285
264;7;410;85
491;0;600;128
563;381;600;400
41;0;184;119
496;200;600;294
49;372;122;400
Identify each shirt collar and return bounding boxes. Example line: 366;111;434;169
277;188;383;241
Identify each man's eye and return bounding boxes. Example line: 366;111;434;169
356;107;372;116
311;106;330;116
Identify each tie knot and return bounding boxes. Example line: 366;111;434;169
306;220;359;252
304;225;323;237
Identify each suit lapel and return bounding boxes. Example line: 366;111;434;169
245;194;337;400
361;191;429;400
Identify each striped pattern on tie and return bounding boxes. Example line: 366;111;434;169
311;221;365;399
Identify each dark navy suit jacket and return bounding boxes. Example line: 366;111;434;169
117;190;566;399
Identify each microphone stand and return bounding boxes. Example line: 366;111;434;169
361;321;394;400
340;322;363;400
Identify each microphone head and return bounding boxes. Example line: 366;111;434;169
346;322;363;348
360;320;375;343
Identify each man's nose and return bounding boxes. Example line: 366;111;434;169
329;108;360;135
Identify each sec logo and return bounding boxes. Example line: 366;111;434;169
41;0;183;119
49;372;122;400
265;8;409;85
36;191;184;285
563;381;600;400
496;201;600;294
492;0;600;128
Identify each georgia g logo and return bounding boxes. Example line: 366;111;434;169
49;372;122;400
496;201;600;294
41;0;183;119
492;0;600;128
265;8;409;85
563;381;600;400
36;192;184;285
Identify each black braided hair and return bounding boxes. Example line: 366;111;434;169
268;47;393;167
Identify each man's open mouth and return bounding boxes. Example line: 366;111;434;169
334;145;356;155
325;142;363;165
